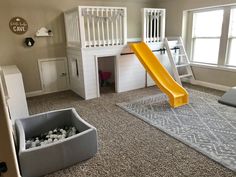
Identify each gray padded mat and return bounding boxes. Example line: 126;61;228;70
218;87;236;107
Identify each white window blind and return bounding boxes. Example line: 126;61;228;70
192;10;223;64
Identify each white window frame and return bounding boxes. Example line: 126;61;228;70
184;5;236;69
226;7;236;67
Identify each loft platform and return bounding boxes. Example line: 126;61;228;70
64;6;168;100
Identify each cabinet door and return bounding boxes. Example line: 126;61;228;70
39;58;69;93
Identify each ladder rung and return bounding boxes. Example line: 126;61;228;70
174;44;182;47
176;63;190;68
173;54;186;57
179;74;192;79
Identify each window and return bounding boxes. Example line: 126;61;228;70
192;10;223;64
227;8;236;66
186;5;236;68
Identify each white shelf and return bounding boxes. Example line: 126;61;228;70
36;27;53;37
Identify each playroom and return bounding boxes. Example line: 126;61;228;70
0;0;236;177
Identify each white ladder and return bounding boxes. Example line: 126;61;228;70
164;37;194;85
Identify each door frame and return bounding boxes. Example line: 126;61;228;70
38;57;69;94
95;55;119;98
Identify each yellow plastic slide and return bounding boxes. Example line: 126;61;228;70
130;42;189;108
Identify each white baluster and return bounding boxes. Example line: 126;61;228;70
101;9;105;46
86;8;91;47
146;11;149;43
96;9;101;47
106;9;110;46
156;11;160;42
111;9;114;45
119;10;123;45
154;10;157;42
92;9;96;46
115;9;119;45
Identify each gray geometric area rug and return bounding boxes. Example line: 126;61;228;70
117;89;236;172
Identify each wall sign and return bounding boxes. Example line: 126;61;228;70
9;17;28;35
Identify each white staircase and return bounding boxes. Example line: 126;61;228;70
164;37;194;85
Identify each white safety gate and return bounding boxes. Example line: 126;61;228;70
142;8;166;44
64;6;127;48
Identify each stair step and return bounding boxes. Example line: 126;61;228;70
174;53;185;56
176;63;190;68
174;44;182;47
165;37;195;85
179;74;192;79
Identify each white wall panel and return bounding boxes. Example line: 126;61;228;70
117;54;146;92
147;52;173;87
67;48;85;98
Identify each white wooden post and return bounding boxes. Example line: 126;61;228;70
123;8;127;45
119;11;123;44
79;7;86;48
160;9;166;41
86;9;91;47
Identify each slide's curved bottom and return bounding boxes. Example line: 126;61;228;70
130;42;189;108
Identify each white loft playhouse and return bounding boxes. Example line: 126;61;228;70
64;6;168;100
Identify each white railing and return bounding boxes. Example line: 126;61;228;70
64;6;127;48
142;8;166;44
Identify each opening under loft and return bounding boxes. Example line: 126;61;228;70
97;56;116;94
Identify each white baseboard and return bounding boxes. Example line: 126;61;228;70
184;79;230;92
26;88;70;98
26;90;44;97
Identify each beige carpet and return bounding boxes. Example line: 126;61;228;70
27;84;236;177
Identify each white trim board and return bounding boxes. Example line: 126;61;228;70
26;79;230;98
26;90;44;98
26;88;70;98
184;79;230;92
190;62;236;73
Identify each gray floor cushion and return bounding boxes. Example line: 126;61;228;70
218;87;236;107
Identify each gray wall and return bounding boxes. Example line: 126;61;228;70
155;0;236;87
0;0;153;92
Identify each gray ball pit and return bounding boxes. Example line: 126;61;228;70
15;108;98;177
